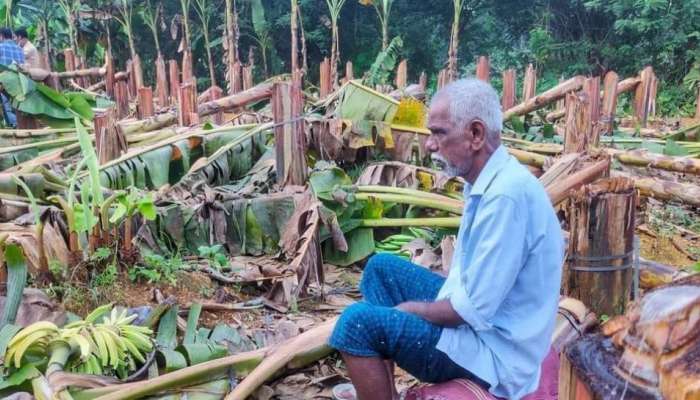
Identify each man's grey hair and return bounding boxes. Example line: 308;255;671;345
432;78;503;141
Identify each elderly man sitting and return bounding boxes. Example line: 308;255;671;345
329;79;564;400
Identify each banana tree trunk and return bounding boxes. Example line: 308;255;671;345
291;0;299;73
203;30;217;87
504;76;585;120
381;20;389;51
330;23;339;87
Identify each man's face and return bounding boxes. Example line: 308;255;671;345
426;96;474;178
16;37;25;46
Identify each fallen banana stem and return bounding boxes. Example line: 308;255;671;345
356;185;464;208
354;193;463;215
361;217;461;228
78;319;337;400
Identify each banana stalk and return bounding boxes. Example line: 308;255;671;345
354;193;463;215
356;185;464;208
361;217;461;228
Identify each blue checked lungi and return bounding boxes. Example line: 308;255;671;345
329;254;488;387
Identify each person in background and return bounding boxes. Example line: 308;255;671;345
15;28;40;69
0;27;24;127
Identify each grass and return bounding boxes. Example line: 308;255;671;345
647;204;700;237
129;252;184;285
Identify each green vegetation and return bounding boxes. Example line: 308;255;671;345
0;0;696;114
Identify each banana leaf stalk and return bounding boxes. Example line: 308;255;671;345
45;340;80;400
361;217;461;228
224;318;337;400
355;185;464;208
0;244;28;328
0;137;80;155
32;374;55;400
354;192;463;215
11;175;50;280
0;127;83;136
72;349;267;400
76;318;337;400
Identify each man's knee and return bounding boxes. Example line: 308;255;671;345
336;302;375;330
360;253;402;293
330;303;385;356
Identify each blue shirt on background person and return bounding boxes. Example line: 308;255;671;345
0;38;24;66
0;28;24;127
436;144;564;399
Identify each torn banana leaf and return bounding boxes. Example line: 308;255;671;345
0;174;45;199
175;124;270;190
336;81;399;123
98;125;264;191
0;244;28;328
157;349;189;373
0;149;38;173
136;193;298;257
176;343;228;366
0;66;94;125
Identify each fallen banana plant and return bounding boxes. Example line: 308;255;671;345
84;317;338;400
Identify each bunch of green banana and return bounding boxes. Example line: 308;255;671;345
65;306;154;376
374;234;417;259
4;321;61;369
4;304;154;377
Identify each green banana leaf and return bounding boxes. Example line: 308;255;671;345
66;93;94;121
0;69;34;101
0;244;28;328
35;83;71;108
156;349;188;373
176;343;228;366
17;91;75;119
0;149;38;172
99;126;265;191
337;81;399;123
156;305;179;349
0;66;94;126
323;228;375;267
183;304;202;345
0;174;45;198
0;323;22;357
0;363;41;394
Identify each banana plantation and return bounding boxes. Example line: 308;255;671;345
0;0;697;399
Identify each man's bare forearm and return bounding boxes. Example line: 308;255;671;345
395;300;465;327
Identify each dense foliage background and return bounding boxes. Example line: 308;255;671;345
5;0;700;115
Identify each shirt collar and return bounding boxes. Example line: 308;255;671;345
464;145;510;197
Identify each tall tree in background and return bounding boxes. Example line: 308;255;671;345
193;0;216;86
113;0;137;60
140;0;162;57
224;0;240;93
179;0;192;50
113;0;143;89
447;0;464;82
250;0;272;76
325;0;347;88
57;0;80;52
20;0;58;66
291;0;300;73
360;0;393;50
4;0;14;28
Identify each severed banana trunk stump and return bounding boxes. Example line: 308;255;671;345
565;177;637;317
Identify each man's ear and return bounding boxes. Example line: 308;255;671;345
470;120;487;150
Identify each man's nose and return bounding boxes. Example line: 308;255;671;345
425;136;439;153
